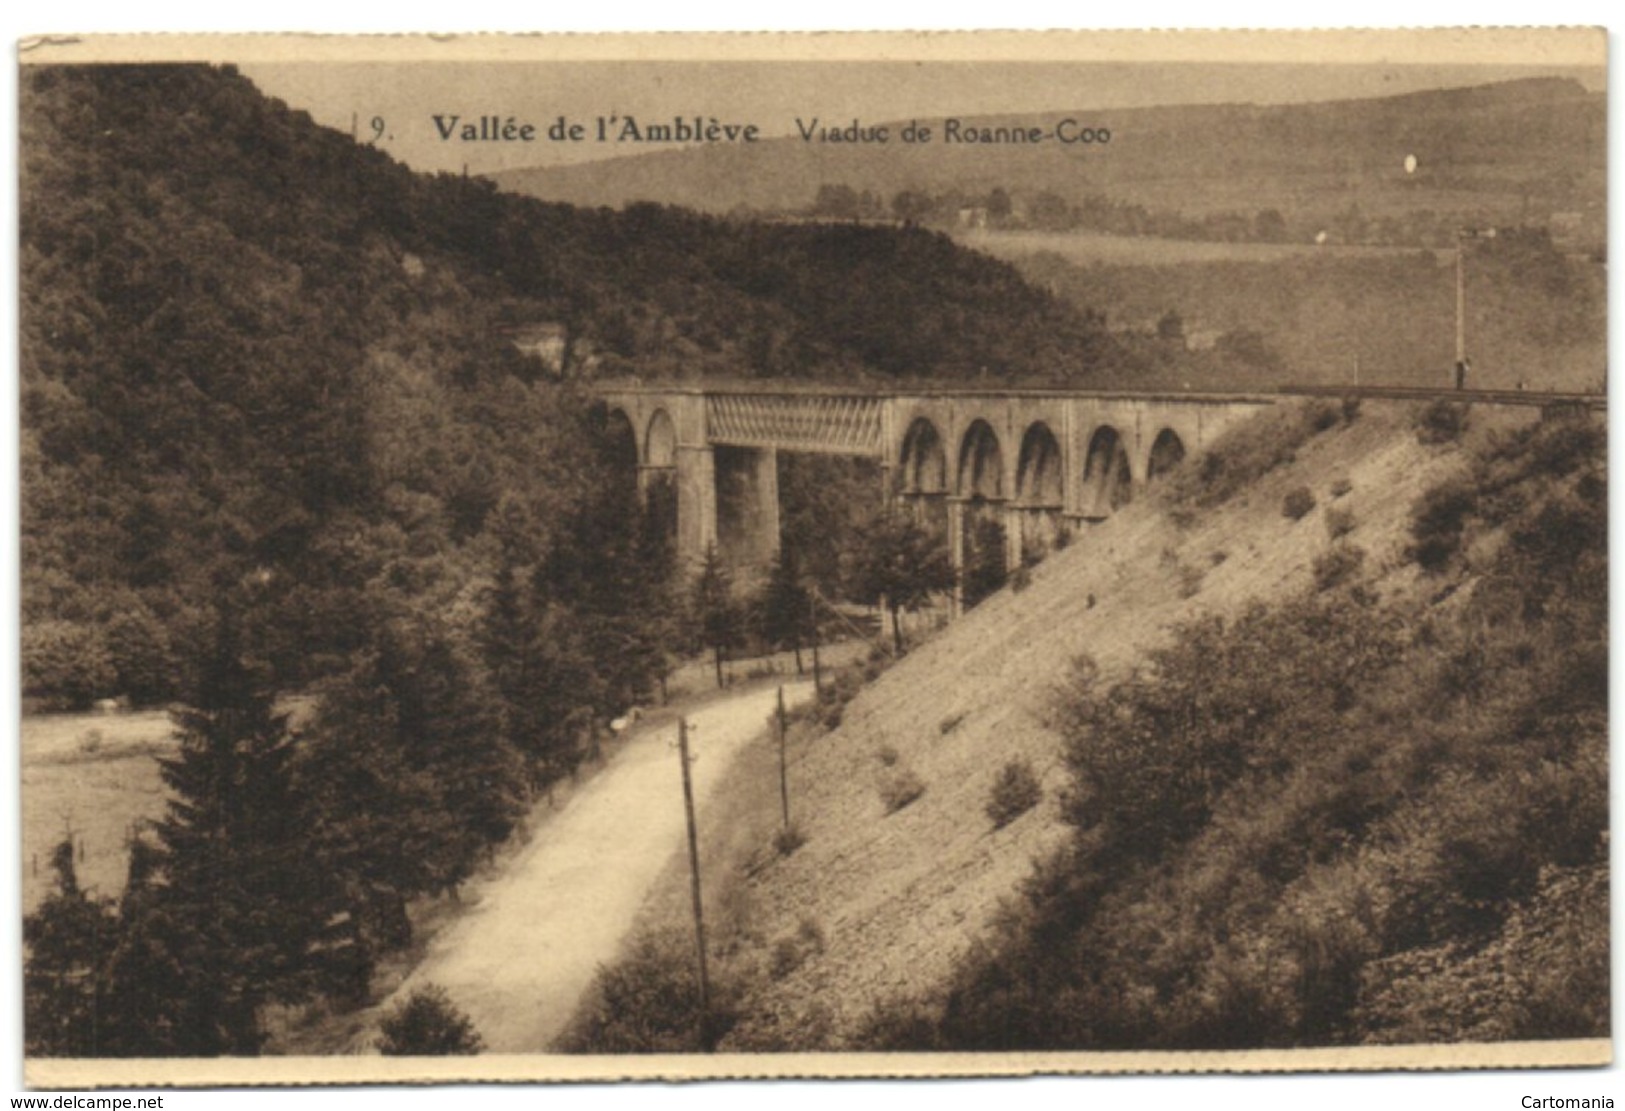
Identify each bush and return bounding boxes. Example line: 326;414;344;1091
377;985;483;1055
1282;486;1317;521
1330;478;1354;499
1324;505;1357;540
767;917;825;981
1416;399;1471;445
559;929;739;1052
1409;475;1478;573
1312;544;1366;592
985;759;1043;829
20;620;115;711
773;824;806;857
879;767;926;814
1160;401;1329;510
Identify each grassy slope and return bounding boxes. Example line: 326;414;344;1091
582;400;1558;1049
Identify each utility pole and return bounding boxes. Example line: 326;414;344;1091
1455;232;1467;385
808;593;823;694
1455;227;1495;389
776;686;790;830
676;717;713;1048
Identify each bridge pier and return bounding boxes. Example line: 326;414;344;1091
715;445;780;575
675;444;717;570
946;497;966;616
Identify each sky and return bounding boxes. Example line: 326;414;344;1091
239;58;1608;177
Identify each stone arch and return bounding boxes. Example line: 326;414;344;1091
604;407;640;473
1147;427;1187;484
899;417;948;494
1015;421;1065;563
957;419;1004;501
642;407;679;540
1082;424;1133;517
1016;422;1064;507
645;408;677;468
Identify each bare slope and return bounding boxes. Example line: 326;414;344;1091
688;401;1532;1049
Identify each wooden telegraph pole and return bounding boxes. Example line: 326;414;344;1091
776;686;791;829
808;593;823;694
676;717;713;1048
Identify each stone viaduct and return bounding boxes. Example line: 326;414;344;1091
600;382;1276;590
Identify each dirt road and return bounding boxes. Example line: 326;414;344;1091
375;680;813;1053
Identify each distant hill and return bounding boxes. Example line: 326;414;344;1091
492;78;1604;242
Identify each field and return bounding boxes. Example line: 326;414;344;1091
953;229;1424;267
20;711;177;912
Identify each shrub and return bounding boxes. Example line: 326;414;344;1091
767;917;825;981
1341;396;1363;425
986;759;1043;829
1282;486;1317;521
377;985;483;1055
559;929;739;1052
103;606;177;706
1159;399;1334;510
1324;505;1357;540
1307;399;1342;433
768;936;804;981
879;768;926;814
1312;544;1366;592
21;620;115;711
1010;566;1033;594
876;743;900;767
773;824;806;857
1416;399;1471;445
1330;478;1354;499
1177;564;1205;599
1409;475;1478;573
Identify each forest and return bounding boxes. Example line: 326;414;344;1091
18;63;1113;1055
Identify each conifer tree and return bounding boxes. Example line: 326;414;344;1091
22;837;116;1057
692;544;742;689
103;610;339;1056
757;547;816;673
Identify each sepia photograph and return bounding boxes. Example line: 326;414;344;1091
12;28;1610;1088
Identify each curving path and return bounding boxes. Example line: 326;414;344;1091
375;680;813;1053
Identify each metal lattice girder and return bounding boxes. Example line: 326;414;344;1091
706;393;884;456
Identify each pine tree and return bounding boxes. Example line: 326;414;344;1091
23;837;116;1057
102;611;339;1056
372;620;528;888
296;649;465;964
692;544;742;689
757;547;816;673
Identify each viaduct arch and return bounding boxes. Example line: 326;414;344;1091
600;383;1273;604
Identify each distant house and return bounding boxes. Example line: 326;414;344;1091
504;322;570;375
956;206;989;230
1548;211;1585;248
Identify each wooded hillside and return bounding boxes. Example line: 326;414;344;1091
20;63;1125;707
